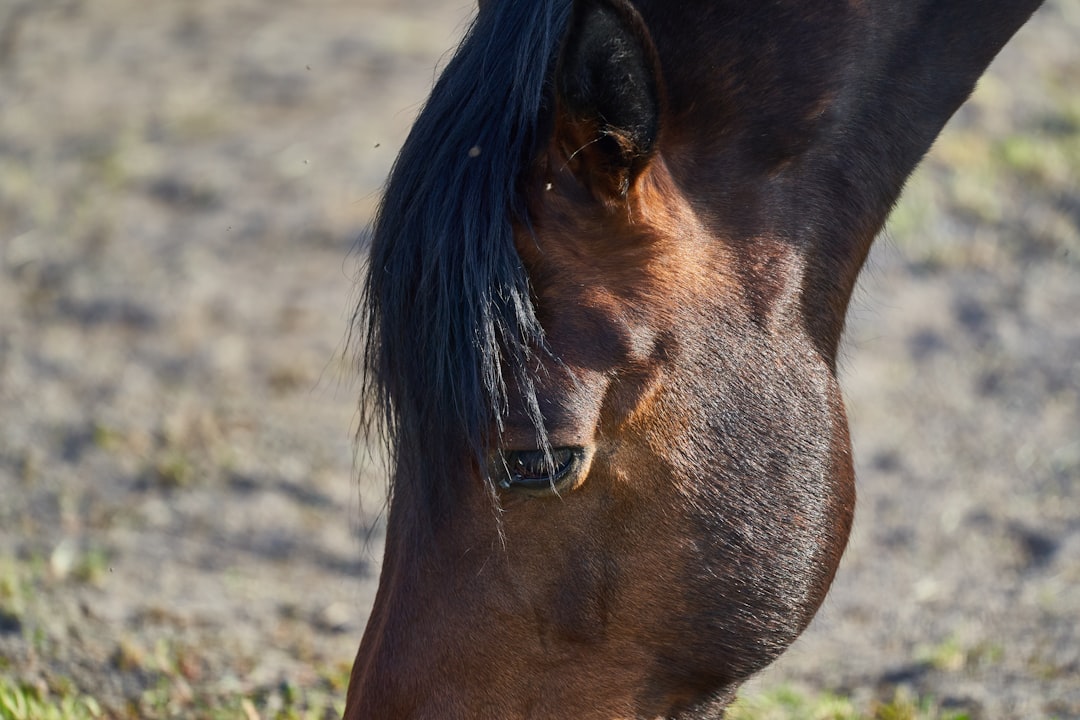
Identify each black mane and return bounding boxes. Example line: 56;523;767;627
358;1;572;520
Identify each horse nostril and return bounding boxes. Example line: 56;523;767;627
498;446;584;493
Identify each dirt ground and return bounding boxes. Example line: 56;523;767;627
0;0;1077;718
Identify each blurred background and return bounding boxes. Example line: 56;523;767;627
0;0;1076;718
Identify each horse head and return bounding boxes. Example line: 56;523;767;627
345;0;1043;717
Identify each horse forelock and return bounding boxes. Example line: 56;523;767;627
358;0;573;521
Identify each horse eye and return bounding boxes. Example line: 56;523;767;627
498;447;583;494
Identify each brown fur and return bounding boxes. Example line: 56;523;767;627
345;0;1043;716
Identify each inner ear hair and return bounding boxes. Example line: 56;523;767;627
555;0;663;198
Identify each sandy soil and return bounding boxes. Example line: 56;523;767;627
0;0;1077;718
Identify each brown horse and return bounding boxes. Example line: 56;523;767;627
345;0;1045;717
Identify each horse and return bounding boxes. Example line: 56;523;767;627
345;0;1045;717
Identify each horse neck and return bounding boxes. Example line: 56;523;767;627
634;0;1044;361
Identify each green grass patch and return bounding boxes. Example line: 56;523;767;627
0;661;349;720
729;685;974;720
0;556;30;622
728;686;859;720
0;678;102;720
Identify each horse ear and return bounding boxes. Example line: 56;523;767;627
554;0;663;200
